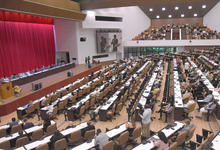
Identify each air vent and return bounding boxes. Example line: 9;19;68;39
95;16;122;22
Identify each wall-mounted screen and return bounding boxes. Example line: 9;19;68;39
96;31;122;53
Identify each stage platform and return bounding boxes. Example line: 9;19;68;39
0;64;102;116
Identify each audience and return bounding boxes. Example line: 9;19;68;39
81;121;95;137
196;100;217;118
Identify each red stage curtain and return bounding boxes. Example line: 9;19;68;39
0;21;55;78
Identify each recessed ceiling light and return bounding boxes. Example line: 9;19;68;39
188;6;192;9
156;15;160;19
149;8;153;12
168;15;172;18
162;7;166;11
181;14;185;17
175;6;179;10
194;13;198;17
202;5;206;9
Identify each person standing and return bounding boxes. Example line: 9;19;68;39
139;105;152;140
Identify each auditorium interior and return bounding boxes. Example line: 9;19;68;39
0;0;220;150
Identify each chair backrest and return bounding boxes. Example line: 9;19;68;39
116;103;122;114
176;130;187;145
202;128;210;139
27;105;35;114
58;101;65;111
34;101;40;110
46;124;57;135
85;101;90;110
54;138;67;150
0;128;7;138
0;140;10;149
196;134;203;144
31;129;43;141
102;140;114;150
186;126;196;141
168;142;177;150
112;104;116;114
11;124;22;134
129;126;142;140
187;102;196;113
36;144;49;150
16;136;29;147
79;105;86;116
69;130;82;143
84;129;95;140
118;131;129;146
208;133;214;141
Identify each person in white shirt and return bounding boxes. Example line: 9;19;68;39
46;105;54;114
138;105;152;139
95;129;109;150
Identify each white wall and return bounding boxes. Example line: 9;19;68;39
54;6;151;64
82;6;151;41
54;19;79;63
76;23;117;64
204;1;220;32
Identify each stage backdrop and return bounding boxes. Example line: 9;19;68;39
0;11;55;78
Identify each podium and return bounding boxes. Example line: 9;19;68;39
0;82;14;99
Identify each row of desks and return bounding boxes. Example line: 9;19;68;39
15;122;88;150
133;121;185;150
11;63;75;86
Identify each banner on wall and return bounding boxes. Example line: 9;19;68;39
96;31;122;53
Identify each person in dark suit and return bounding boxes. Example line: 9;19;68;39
7;117;18;128
23;119;34;130
50;130;64;148
81;121;95;137
43;117;51;132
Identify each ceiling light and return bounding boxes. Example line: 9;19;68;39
168;15;172;18
156;15;160;19
162;7;166;11
188;6;192;9
175;6;179;10
149;8;153;12
202;5;206;9
194;13;198;17
181;14;185;18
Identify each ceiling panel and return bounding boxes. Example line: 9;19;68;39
73;0;220;19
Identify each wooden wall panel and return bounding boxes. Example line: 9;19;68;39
0;0;86;21
151;17;203;27
23;0;81;12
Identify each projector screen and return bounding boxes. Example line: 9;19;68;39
96;31;122;53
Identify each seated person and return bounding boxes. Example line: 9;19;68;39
50;130;64;148
197;91;213;109
196;100;217;118
7;117;18;127
43;117;51;132
126;120;136;136
153;132;169;150
178;120;195;134
14;85;22;96
158;102;173;120
95;129;109;150
182;89;192;101
81;121;95;137
23;119;34;130
183;98;195;109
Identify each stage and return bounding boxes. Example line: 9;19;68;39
0;64;102;116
